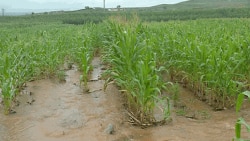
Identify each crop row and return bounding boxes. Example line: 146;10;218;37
1;18;249;124
101;19;170;126
146;19;250;108
0;23;98;114
100;18;249;117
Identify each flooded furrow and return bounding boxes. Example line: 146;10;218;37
0;57;249;141
0;57;127;141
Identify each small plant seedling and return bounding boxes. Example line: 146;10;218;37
56;70;66;82
233;91;250;141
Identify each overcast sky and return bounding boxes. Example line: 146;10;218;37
1;0;188;13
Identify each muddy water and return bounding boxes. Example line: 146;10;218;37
0;57;250;141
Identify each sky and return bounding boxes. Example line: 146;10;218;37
0;0;188;13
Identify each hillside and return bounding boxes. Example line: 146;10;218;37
1;0;249;24
150;0;250;10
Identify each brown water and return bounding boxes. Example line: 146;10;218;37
0;57;250;141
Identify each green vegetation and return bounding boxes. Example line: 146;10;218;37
1;0;250;24
151;0;250;10
71;23;99;91
0;0;249;132
0;23;99;114
146;19;250;108
102;18;170;125
234;91;250;141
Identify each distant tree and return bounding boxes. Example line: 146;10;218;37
85;6;90;9
117;5;121;10
2;8;4;16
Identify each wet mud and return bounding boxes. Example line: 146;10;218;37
0;57;250;141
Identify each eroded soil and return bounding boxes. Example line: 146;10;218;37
0;57;250;141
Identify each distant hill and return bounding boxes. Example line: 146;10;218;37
150;0;250;11
1;0;249;24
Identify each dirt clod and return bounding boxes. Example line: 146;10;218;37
105;123;114;134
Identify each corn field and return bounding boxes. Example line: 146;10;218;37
146;19;250;109
0;23;98;114
0;18;249;126
102;19;170;126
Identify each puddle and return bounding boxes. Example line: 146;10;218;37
0;57;250;141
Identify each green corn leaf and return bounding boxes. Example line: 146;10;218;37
236;91;250;113
235;117;250;139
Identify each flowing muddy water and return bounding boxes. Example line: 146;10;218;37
0;57;250;141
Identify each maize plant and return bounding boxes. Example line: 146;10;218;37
102;20;170;126
146;19;250;109
71;24;99;91
233;91;250;141
0;23;96;114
